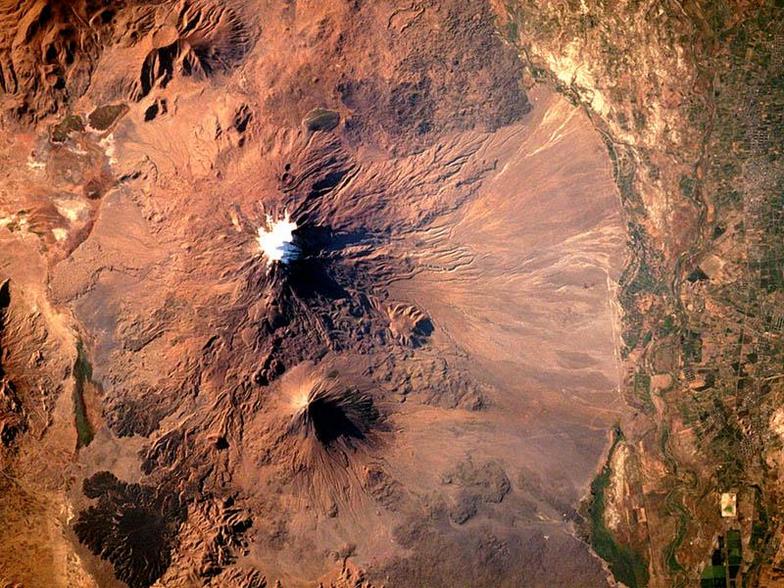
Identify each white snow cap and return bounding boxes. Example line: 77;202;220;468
257;211;298;266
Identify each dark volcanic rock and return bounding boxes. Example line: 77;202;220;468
74;472;186;588
443;457;511;524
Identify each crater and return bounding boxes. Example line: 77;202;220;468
131;1;253;101
387;303;434;348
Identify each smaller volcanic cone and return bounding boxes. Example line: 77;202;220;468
287;375;379;451
244;363;390;512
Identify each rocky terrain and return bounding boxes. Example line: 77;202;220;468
0;0;781;587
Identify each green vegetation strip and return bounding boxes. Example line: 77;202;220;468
73;342;94;449
664;496;688;575
587;427;650;588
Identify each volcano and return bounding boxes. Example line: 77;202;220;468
0;2;626;585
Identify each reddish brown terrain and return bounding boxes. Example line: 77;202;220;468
1;1;782;587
